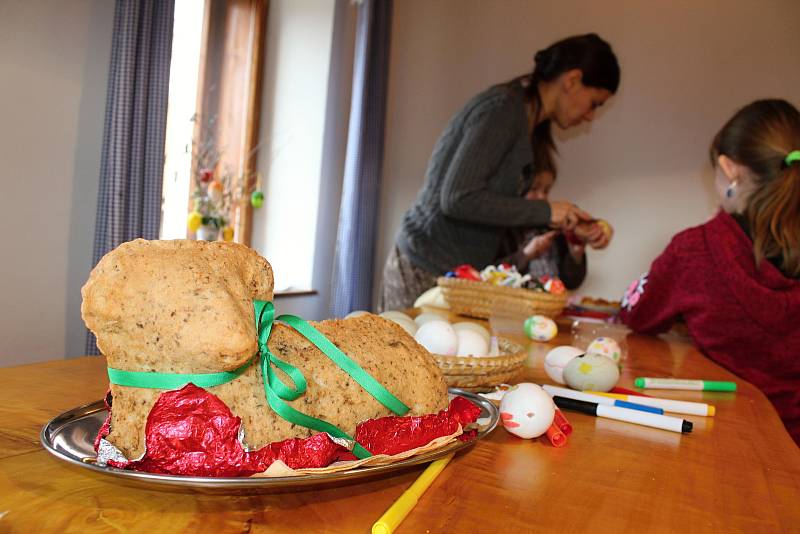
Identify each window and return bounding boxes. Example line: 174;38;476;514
161;0;342;296
161;0;267;245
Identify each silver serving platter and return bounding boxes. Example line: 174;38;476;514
40;388;498;493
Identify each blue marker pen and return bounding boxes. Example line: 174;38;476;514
542;385;664;415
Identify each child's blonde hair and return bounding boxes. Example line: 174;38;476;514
710;99;800;277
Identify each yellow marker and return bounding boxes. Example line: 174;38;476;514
372;453;454;534
585;391;715;417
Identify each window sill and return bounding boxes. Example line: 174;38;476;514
274;288;318;299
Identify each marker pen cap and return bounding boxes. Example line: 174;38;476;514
701;381;737;392
634;378;737;391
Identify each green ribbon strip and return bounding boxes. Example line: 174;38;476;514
107;300;410;460
253;301;410;459
107;359;254;389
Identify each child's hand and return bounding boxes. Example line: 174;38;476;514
522;231;558;260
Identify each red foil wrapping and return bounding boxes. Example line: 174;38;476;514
97;385;481;477
355;395;482;455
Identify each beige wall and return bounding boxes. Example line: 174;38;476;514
376;0;800;302
252;0;355;319
0;1;112;365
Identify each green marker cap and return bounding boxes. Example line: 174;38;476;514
703;380;737;392
634;377;645;388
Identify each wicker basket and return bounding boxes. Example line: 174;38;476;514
437;276;567;319
434;337;527;391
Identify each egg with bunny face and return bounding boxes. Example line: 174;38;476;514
499;383;555;439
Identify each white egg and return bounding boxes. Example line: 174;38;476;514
414;320;458;355
455;329;490;357
563;353;620;392
452;321;491;345
414;311;449;326
586;336;622;364
544;346;584;384
381;314;418;336
379;310;413;323
499;383;555;439
345;310;370;319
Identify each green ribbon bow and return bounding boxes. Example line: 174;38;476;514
107;300;410;459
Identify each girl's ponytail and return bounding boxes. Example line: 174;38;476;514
748;160;800;277
711;100;800;278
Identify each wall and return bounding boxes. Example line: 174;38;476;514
0;0;353;367
376;0;800;304
0;1;112;365
252;0;355;318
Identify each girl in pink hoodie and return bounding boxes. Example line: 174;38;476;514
620;99;800;445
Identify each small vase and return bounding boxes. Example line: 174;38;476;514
196;225;220;241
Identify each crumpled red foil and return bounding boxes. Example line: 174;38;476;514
96;384;481;477
355;396;482;455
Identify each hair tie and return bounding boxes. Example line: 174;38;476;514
784;150;800;168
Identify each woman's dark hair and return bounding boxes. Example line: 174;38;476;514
519;33;620;176
710;99;800;277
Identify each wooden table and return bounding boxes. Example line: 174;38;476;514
1;324;798;532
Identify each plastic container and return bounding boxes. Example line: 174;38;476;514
570;319;630;364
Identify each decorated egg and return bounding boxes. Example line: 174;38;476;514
414;311;448;326
523;315;558;342
455;329;489;357
199;168;214;183
544;346;584;384
563;353;620;392
345;310;370;319
208;180;224;202
414;320;458;355
543;278;566;294
499;383;556;439
597;219;613;239
222;226;234;242
586;336;622;364
250;190;265;208
187;211;203;232
452;322;491;345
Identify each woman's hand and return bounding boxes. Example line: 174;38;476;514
575;220;613;249
549;200;592;230
522;231;557;260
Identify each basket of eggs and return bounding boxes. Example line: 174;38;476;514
437;264;568;320
380;310;527;392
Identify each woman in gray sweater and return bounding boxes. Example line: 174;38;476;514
380;33;620;311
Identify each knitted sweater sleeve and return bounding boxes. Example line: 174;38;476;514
619;239;684;334
438;98;551;227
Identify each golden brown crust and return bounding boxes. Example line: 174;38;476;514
82;239;273;373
